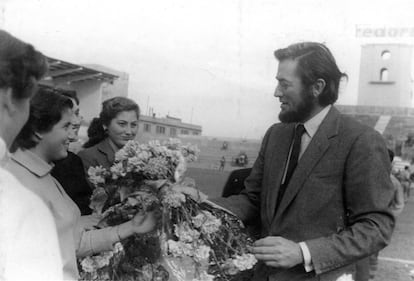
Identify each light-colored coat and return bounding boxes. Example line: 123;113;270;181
7;149;118;280
213;107;395;281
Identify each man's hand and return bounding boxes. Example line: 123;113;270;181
250;236;304;268
172;185;208;203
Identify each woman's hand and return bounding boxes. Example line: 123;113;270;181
130;210;157;234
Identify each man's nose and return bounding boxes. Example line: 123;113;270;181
274;85;282;97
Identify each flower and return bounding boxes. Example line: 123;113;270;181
88;166;107;185
336;273;354;281
167;240;193;257
89;187;108;214
174;154;187;182
192;272;215;281
174;222;200;243
113;242;124;253
143;157;170;179
80;256;96;273
193;244;211;262
192;211;222;234
110;162;126;180
81;139;258;281
80;251;114;273
162;189;186;208
232;254;257;271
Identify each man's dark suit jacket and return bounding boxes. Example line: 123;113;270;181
222;168;252;198
212;107;395;281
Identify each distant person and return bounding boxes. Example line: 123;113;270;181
219;156;226;171
78;97;140;173
0;30;63;280
368;149;405;280
52;91;94;215
63;90;84;154
237;153;248;167
400;165;411;201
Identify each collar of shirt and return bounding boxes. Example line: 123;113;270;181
0;137;10;166
302;105;332;138
11;148;53;177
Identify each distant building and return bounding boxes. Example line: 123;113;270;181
40;57;125;122
138;114;202;141
339;43;414;158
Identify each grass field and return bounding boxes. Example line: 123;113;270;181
187;167;414;281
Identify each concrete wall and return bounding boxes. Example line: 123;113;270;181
72;80;103;122
358;44;413;107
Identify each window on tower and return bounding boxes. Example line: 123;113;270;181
381;50;391;60
380;68;389;81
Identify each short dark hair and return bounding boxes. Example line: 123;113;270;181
12;88;73;150
274;42;347;106
83;97;140;148
0;30;48;100
388;149;395;162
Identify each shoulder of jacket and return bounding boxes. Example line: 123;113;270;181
338;114;379;138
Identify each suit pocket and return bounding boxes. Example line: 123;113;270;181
317;263;356;281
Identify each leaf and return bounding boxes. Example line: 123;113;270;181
144;179;168;190
119;186;134;202
126;197;140;207
89;187;108;215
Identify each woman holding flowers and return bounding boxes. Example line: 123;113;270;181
78;96;139;173
7;89;156;280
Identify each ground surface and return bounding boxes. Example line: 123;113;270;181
186;167;414;281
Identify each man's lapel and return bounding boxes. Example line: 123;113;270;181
271;107;340;224
265;124;295;225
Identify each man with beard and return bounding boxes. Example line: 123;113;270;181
203;42;395;281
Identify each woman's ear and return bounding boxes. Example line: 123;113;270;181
311;79;326;98
0;87;16;113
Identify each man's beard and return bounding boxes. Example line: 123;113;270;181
279;89;317;123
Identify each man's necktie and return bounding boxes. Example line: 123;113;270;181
276;123;306;210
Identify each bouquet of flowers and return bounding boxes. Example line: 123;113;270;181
79;139;257;281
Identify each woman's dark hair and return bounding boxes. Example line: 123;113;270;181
0;30;48;100
274;42;347;106
12;88;73;150
83;97;140;148
388;149;395;163
61;90;79;105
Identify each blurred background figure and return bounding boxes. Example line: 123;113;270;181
368;149;405;280
0;30;63;280
219;155;225;171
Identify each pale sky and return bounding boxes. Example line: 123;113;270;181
1;0;414;138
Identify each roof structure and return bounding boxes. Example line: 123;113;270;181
40;57;119;86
